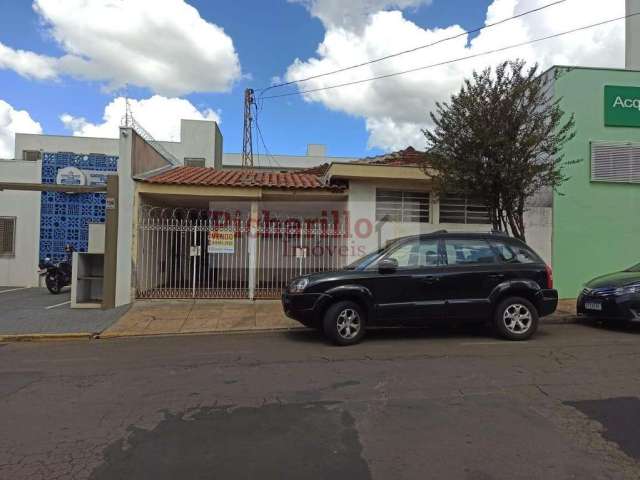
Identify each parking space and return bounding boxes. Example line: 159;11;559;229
0;287;128;336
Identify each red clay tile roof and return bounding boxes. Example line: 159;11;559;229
295;147;427;175
353;146;427;167
297;163;331;176
141;166;343;191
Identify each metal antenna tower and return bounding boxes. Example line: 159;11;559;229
120;95;180;166
124;97;133;128
242;88;255;168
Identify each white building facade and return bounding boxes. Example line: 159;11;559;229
1;119;552;309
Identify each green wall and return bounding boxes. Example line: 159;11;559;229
552;67;640;298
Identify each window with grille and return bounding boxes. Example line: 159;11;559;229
23;150;41;162
591;142;640;184
376;190;430;223
0;217;16;256
439;194;491;224
184;158;206;167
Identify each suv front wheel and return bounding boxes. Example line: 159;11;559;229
494;296;538;341
323;300;366;346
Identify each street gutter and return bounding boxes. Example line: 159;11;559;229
0;332;98;342
0;316;579;343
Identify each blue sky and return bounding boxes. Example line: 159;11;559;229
0;0;490;157
0;0;625;158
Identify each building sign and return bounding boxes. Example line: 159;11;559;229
605;85;640;127
208;231;235;254
56;167;86;186
56;167;113;186
85;171;112;186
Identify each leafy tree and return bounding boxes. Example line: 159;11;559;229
423;60;577;241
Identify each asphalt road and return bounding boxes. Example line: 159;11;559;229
2;322;640;479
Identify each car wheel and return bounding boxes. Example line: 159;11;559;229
323;301;366;346
494;297;538;341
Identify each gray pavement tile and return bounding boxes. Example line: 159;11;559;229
0;287;128;335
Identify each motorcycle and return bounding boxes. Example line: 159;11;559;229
38;244;75;294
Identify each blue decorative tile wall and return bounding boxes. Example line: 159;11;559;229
39;152;118;262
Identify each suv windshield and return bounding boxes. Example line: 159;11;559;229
344;247;385;270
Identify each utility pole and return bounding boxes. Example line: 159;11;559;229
627;0;640;69
242;88;255;168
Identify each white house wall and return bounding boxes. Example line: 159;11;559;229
0;160;42;286
115;128;135;307
346;180;552;265
15;134;119;159
522;206;552;266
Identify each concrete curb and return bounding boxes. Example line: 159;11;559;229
0;332;97;342
97;326;307;340
542;315;579;325
0;316;579;342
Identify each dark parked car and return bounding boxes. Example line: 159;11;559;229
577;263;640;324
282;232;558;345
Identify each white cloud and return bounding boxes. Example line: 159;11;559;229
290;0;431;30
60;95;220;142
285;0;625;150
0;0;241;96
0;100;42;158
0;43;57;81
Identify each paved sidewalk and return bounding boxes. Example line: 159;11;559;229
101;299;299;338
552;298;577;322
101;298;578;338
0;287;128;338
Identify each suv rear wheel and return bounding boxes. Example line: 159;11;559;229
494;296;538;340
323;300;366;346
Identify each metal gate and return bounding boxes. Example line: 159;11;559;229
136;207;250;299
136;207;347;299
255;215;347;298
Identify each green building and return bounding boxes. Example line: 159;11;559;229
549;66;640;298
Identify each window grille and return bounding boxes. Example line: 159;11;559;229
184;158;206;167
376;190;430;223
0;217;16;256
439;194;490;224
23;150;41;162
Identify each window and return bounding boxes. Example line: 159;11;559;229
376;238;440;268
23;150;41;162
0;217;16;256
444;238;497;265
490;240;540;264
439;194;490;224
184;158;206;167
376;190;429;223
591;141;640;184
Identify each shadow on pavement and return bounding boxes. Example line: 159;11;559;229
282;322;545;345
577;317;640;335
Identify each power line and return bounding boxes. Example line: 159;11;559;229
253;102;284;168
262;12;637;100
258;0;569;95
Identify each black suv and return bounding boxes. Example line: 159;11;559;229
282;232;557;345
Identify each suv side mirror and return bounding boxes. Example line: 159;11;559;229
378;258;398;273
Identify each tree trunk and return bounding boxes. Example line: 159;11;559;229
513;196;526;241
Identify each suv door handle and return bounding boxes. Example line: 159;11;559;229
489;274;505;279
420;276;440;284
